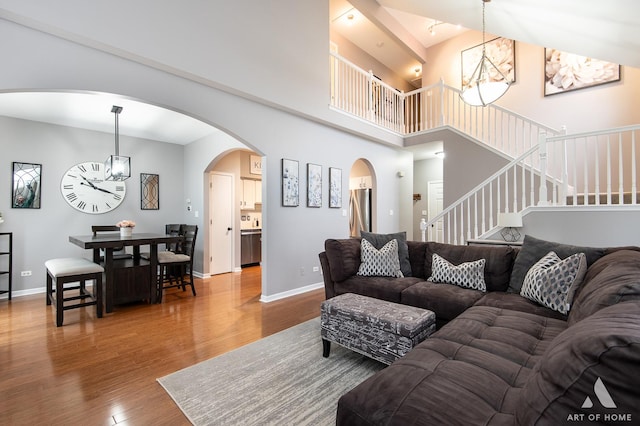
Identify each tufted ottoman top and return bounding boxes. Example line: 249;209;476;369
322;293;435;339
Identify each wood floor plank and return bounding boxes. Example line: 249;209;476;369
0;266;324;425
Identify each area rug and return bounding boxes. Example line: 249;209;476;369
157;317;385;425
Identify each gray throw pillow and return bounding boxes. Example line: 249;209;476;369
520;251;587;314
357;238;404;278
361;231;411;277
508;235;606;293
428;253;486;292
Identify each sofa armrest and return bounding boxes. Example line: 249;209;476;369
319;251;336;299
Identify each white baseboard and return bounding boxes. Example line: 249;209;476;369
193;271;210;279
259;282;324;303
4;280;325;303
2;286;46;299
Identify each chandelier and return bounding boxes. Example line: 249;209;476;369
460;0;510;106
104;105;131;181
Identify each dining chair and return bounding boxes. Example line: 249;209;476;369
140;223;185;260
157;224;198;302
91;225;132;260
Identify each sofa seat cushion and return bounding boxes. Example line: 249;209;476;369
474;292;567;320
568;249;640;326
334;276;423;303
336;306;568;426
401;281;485;322
517;300;640;424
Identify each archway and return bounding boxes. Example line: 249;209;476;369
348;158;376;237
207;149;264;275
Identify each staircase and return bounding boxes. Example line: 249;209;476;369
330;52;640;244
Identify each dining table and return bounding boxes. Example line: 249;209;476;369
69;232;183;313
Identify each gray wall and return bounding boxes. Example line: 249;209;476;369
0;116;185;294
0;1;414;299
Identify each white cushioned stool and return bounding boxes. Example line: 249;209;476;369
45;258;104;327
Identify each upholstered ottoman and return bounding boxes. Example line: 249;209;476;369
321;293;436;365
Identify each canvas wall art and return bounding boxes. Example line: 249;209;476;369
282;158;299;207
544;48;621;96
329;167;342;208
307;163;322;207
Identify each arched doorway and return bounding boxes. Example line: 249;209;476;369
349;159;376;237
208;149;263;275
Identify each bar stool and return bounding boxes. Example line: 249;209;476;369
45;258;104;327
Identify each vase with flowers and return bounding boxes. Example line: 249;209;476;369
116;220;136;237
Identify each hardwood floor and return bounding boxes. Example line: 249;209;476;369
0;267;325;425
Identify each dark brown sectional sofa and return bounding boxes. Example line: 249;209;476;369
319;235;640;425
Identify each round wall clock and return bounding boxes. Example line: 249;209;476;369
60;161;127;214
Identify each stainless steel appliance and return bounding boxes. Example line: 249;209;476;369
349;188;371;237
241;229;262;266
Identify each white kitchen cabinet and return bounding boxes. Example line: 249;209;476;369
254;180;262;204
241;179;256;209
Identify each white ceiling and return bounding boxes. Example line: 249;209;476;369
0;91;217;145
330;0;468;85
332;0;640;87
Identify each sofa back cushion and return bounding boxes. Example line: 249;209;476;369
425;242;515;292
568;249;640;326
407;240;429;278
324;238;361;283
516;300;640;424
508;235;606;294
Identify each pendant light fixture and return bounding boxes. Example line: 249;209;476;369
460;0;510;106
104;105;131;181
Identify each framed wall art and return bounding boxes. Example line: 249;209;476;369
462;37;515;88
12;162;41;209
544;48;621;96
281;158;299;207
307;163;322;207
329;167;342;208
140;173;159;210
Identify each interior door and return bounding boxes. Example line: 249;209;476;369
428;180;444;242
210;172;234;275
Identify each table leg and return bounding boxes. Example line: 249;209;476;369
150;243;158;303
104;248;114;313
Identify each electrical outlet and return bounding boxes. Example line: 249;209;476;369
21;270;32;277
312;266;319;272
300;267;305;276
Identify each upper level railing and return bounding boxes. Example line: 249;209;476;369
330;52;562;159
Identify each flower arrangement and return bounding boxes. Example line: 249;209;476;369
116;220;136;228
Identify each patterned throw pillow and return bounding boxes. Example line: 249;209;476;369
427;253;486;292
357;238;404;278
520;251;587;315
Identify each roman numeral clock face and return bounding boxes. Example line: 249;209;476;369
60;162;126;214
